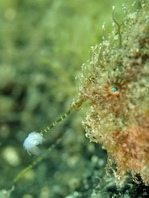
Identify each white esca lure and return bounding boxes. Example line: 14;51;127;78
23;99;84;155
23;132;45;155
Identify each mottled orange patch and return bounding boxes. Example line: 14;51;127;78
110;119;149;185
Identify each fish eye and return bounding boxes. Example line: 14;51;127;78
109;86;120;95
111;87;118;92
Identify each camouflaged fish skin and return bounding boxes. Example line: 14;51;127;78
79;2;149;186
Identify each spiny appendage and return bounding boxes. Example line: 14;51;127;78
112;6;123;48
41;98;85;134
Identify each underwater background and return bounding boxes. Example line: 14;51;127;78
0;0;149;197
